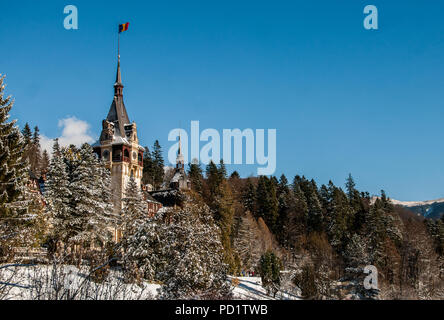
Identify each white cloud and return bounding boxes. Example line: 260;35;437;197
41;117;96;154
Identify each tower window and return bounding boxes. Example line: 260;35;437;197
124;149;130;161
102;150;110;161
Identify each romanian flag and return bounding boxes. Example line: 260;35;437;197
119;22;129;33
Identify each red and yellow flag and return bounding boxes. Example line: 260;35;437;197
119;22;129;33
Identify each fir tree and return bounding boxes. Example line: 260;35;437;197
242;178;256;215
142;146;155;186
45;139;72;246
256;176;279;230
286;183;309;246
46;142;115;255
152;140;164;189
234;210;261;271
69;143;105;246
21;123;32;167
158;201;231;299
259;251;282;297
0;75;30;257
230;171;240;179
41;149;50;175
29;126;42;177
345;173;356;199
187;158;204;194
218;159;227;179
204;160;237;273
306;186;324;233
120;176;151;280
92;159;118;246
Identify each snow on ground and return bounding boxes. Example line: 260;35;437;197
229;276;300;300
0;264;159;300
1;265;299;300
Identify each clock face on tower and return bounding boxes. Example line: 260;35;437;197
132;151;137;160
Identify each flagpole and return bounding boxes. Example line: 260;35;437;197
118;30;120;60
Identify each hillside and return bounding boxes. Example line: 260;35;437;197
391;198;444;220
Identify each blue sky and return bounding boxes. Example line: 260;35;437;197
1;0;443;201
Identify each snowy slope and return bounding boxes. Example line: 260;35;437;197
390;198;444;208
1;265;299;300
390;198;444;219
229;276;300;300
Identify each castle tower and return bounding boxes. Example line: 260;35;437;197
169;134;190;190
93;54;144;242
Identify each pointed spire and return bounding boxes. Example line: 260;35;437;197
116;55;122;85
106;49;130;137
114;54;124;97
176;131;185;170
178;131;182;155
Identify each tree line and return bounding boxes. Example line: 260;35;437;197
1;74;443;299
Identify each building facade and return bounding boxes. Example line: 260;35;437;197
93;55;145;242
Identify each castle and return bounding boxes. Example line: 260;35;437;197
92;53;188;242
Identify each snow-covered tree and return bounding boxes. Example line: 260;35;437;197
0;74;31;259
344;233;369;268
158;200;231;299
45;139;72;246
120;176;151;280
69;143;115;247
234;210;262;271
46;143;115;257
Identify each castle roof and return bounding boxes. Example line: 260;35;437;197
106;55;130;139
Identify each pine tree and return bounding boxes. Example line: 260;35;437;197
69;144;102;245
142;146;155;186
41;149;50;175
187;158;203;194
327;186;352;248
205;160;221;195
93;159;118;246
286;183;309;246
259;251;282;297
121;177;148;238
45;139;72;246
152;140;164;189
204;160;237;273
344;233;369;267
120;176;151;280
21;123;32;167
256;176;279;230
46;142;115;256
29;126;42;177
218;159;227;179
234;210;261;270
306;186;324;233
158;201;231;299
0;75;31;258
242;178;256;215
21;123;32;143
230;171;240;179
276;174;291;244
345;174;356;199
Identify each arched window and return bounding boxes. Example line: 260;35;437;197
102;150;110;161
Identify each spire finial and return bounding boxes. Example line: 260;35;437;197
178;130;182;155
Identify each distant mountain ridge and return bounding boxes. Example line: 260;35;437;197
390;198;444;220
